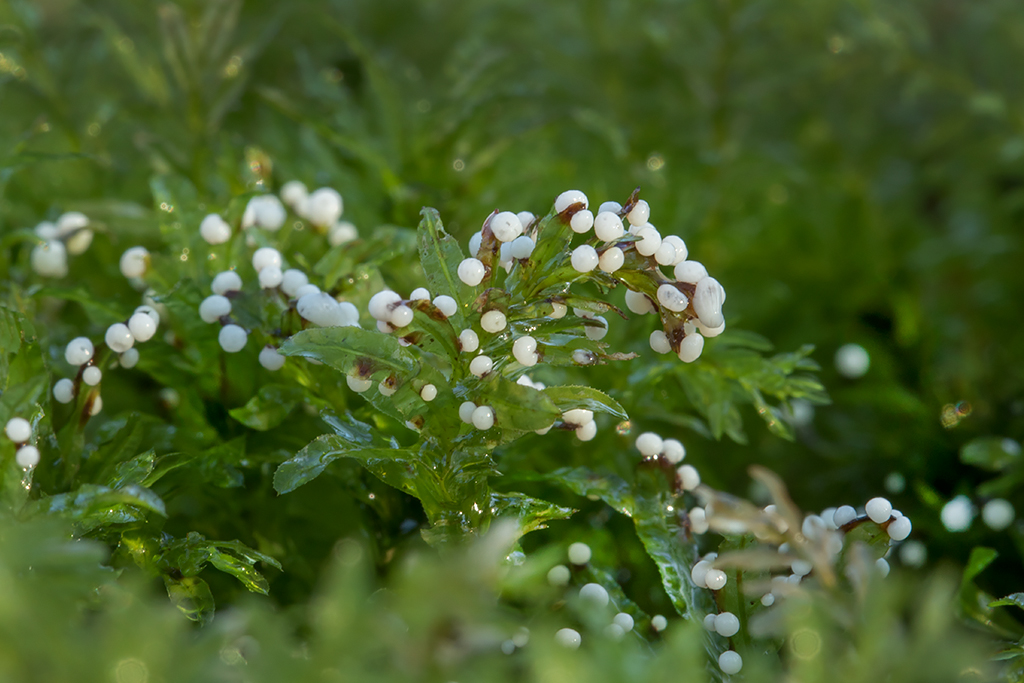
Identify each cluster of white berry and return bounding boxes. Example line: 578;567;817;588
5;417;40;469
544;542;659;652
51;304;161;413
29;211;94;278
453;190;726;365
199;182;357;248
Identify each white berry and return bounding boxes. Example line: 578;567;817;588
513;336;539;366
678;464;701;490
714;612;740;637
119;246;149;278
305;188;344;227
835;343;871;378
673;260;708;284
105;323;135;353
200;214;231;244
279;180;308;208
568;542;592;564
555;190;588;213
218;324;247;353
555;628;581;650
16;445;40;469
489;211;523;242
677;334;705;363
481;310;507;333
690;507;709;534
65;337;94;366
661;235;688;264
347;375;372;393
328;222;359;246
865;497;892;524
651;615;668;631
594;212;625;241
469;355;493;377
82;366;102;386
53;378;75;404
245;195;286;230
457;258;486;286
128;312;157;342
693;277;726;328
663;439;685;463
983;499;1015;531
636;432;663;457
200;295;232;323
211;270;243;295
718;651;742;675
510;235;535;260
120;347;140;369
887;515;912;541
259;266;284;289
575;421;598;441
634;227;662;256
579;583;609;606
252;247;282;273
459;401;477;424
471;405;495;430
390;305;414;328
626;199;650;227
31;240;69;277
598;247;624;273
460;329;480;353
420;384;437;402
280;269;309;297
832;505;857;527
259;346;286;371
5;417;31;443
704;569;727;591
690;560;712;587
433;295;458;318
624;290;655;315
570;245;599;273
657;284;689;312
134;304;161;326
570;209;594;234
584;316;607;341
649;330;671;354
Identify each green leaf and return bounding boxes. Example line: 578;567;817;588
163;575;215;625
960;437;1022;472
417;207;469;326
488;492;574;538
991;593;1024;611
279;326;418;377
159;532;281;595
229;384;305;431
31;484;167;532
542;385;628;420
274;433;412;494
488;378;562;433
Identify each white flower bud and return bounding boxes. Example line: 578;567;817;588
218;324;247;352
584;316;608;340
252;247;282;273
65;337;94;366
636;432;663;457
677;333;705;362
594;212;625;241
510;235;535;259
634;226;662;256
119;247;149;279
259;346;286;371
555;190;588;213
657;284;689;312
663;439;685;463
568;542;592;564
489;211;523;242
983;499;1015;531
120;347;140;369
457;258;486;286
105;323;135;353
459;401;477;424
649;330;671;354
31;240;68;277
304;188;344;227
689;507;708;534
128;311;157;342
346;375;372;393
199;295;232;323
469;355;493;377
598;247;624;273
678;464;701;490
555;628;581;649
368;290;401;320
16;445;40;469
390;305;414;328
481;310;507;333
513;336;539;366
692;277;725;328
718;651;742;675
280;269;309;297
865;497;892;524
562;409;593;426
420;384;437;401
259;266;284;289
200;214;232;244
576;421;597;441
53;378;75;403
887;515;912;541
570;245;599;273
280;180;308;208
673;260;708;284
570;209;594;234
472;405;495;430
690;560;712;587
661;235;688;264
654;242;677;266
246;195;286;230
579;582;609;606
5;418;32;443
432;295;458;318
82;366;102;386
328;222;358;246
704;569;727;591
624;290;655;315
626;199;650;227
714;612;740;637
516;211;536;229
211;270;243;295
832;505;857;527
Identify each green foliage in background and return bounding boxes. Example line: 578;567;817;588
2;0;1024;680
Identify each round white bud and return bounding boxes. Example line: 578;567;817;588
555;190;588;213
31;241;68;277
513;336;539;366
636;432;664;457
678;333;705;363
279;180;308;208
259;346;286;371
554;628;581;650
703;614;717;631
673;260;709;284
134;305;161;326
65;337;94;366
714;612;740;637
211;270;243;295
432;295;458;318
16;445;40;469
584;316;608;341
218;325;247;353
547;565;571;586
876;558;891;577
305;188;344;227
252;247;282;273
5;417;32;443
865;497;892;524
594;212;625;241
199;295;232;323
368;290;402;320
704;569;727;591
468;231;483;257
128;312;157;342
420;384;437;402
832;505;857;527
761;593;775;607
408;288;430;301
835;343;871;378
718;651;742;675
678;464;701;490
481;310;507;333
390;305;414;328
200;214;231;245
690;560;712;587
624;290;656;315
575;421;598;441
649;330;672;354
654;242;677;266
549;302;567;319
887;515;912;541
65;228;93;255
579;583;609;606
983;499;1015;531
346;375;372;393
634;226;662;256
295;284;320;299
626;199;650;227
489;211;524;242
53;378;75;404
510;235;535;259
690;507;709;534
459;401;477;424
568;542;592;564
120;347;139;369
471;405;495;430
457;258;486;286
657;284;689;312
693;277;726;328
613;612;634;632
119;247;149;279
281;269;309;297
328;222;359;246
663;439;685;463
459;329;479;353
570;209;594;234
377;380;396;397
105;323;135;353
259;266;284;289
469;355;493;377
247;195;286;230
516;211;536;228
82;366;102;386
598;247;624;273
570;245;599;273
651;615;668;632
661;235;688;264
56;211;88;236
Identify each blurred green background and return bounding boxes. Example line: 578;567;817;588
2;0;1023;611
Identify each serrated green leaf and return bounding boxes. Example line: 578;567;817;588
418;207;469;327
229;384;305;431
543;385;628;420
991;593;1024;611
274;433;413;494
164;575;215;625
280;326;418;376
960;437;1022;472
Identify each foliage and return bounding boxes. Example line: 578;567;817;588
1;0;1023;681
